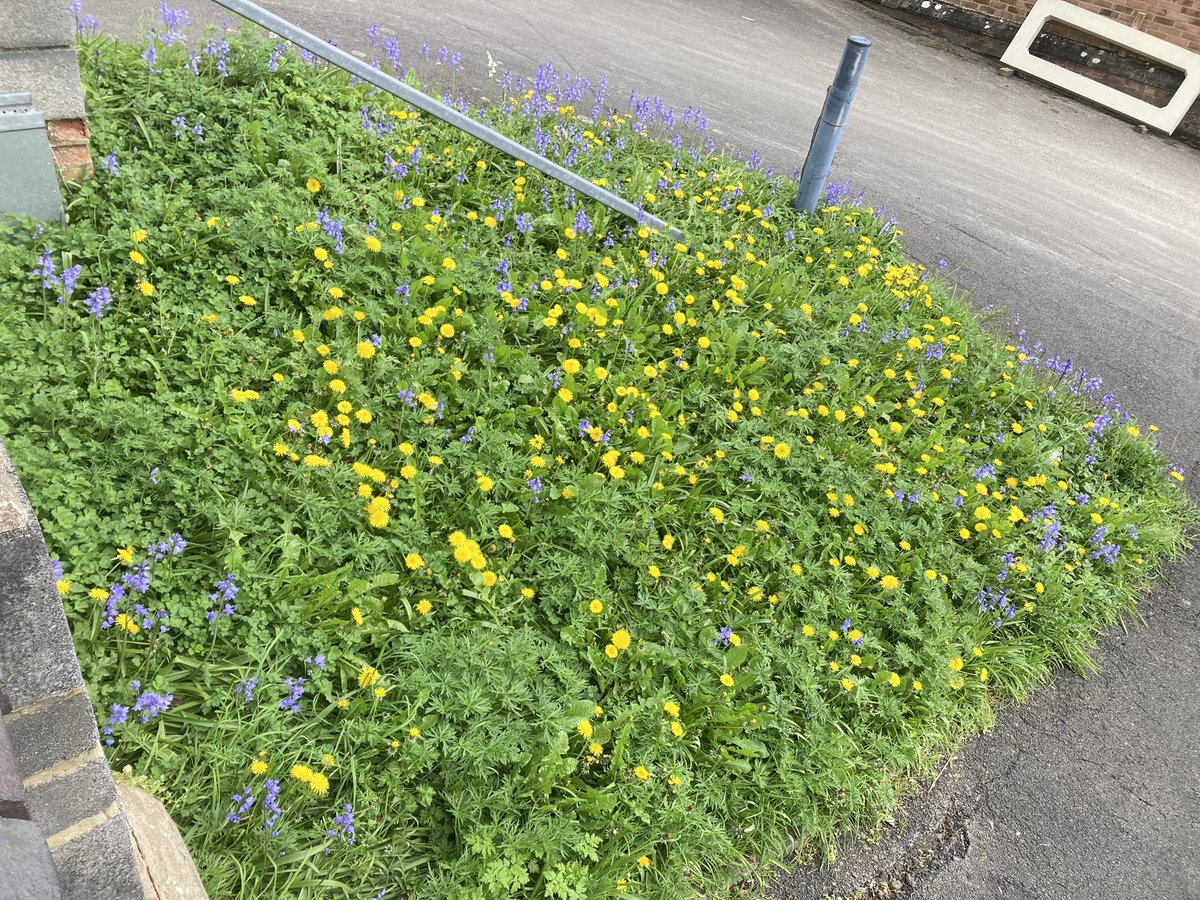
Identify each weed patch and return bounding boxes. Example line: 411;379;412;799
0;18;1193;899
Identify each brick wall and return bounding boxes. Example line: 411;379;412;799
0;440;144;899
869;0;1200;142
951;0;1200;52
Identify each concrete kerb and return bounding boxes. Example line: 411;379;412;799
0;50;86;123
0;817;62;900
0;0;77;51
118;781;210;900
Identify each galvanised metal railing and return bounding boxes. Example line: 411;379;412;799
211;0;685;242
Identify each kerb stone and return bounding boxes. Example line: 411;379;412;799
0;0;76;51
0;49;86;121
0;441;85;709
0;817;62;899
4;689;102;779
26;756;118;839
0;714;30;819
118;782;210;899
50;812;146;900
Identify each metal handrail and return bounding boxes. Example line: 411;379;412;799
211;0;684;241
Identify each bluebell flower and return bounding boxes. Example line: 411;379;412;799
33;250;58;289
133;690;173;723
239;677;258;703
527;476;543;502
83;285;112;318
227;788;256;824
279;677;304;714
262;779;281;835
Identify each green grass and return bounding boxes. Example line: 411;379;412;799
0;24;1193;900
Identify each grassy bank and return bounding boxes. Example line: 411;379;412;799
0;16;1193;899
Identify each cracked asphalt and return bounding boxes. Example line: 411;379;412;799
86;0;1200;896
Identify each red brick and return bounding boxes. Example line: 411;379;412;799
51;143;93;182
46;117;89;145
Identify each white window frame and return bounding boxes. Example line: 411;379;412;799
1000;0;1200;134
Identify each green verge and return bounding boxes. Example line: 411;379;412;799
0;28;1193;900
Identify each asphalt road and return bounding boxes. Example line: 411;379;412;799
85;0;1200;897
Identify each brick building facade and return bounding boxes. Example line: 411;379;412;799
867;0;1200;141
952;0;1199;50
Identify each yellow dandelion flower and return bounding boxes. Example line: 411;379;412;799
290;764;313;783
358;666;379;688
611;629;632;650
367;496;390;528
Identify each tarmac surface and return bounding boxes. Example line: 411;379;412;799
85;1;1200;897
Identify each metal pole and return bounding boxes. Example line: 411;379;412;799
210;0;683;241
794;36;872;215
